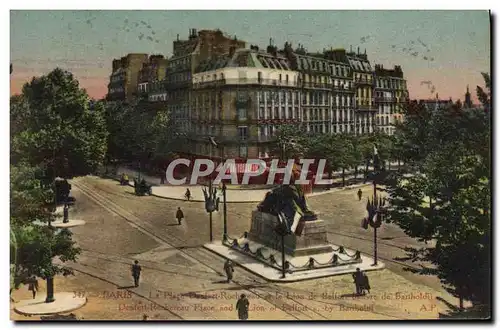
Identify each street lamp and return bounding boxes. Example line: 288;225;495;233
275;212;291;278
361;144;387;266
222;181;228;241
203;136;218;242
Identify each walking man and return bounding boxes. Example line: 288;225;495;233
131;260;142;288
63;204;69;223
357;188;363;201
176;207;184;225
236;294;249;320
361;271;371;295
185;188;191;201
352;268;363;295
224;260;234;283
28;275;38;299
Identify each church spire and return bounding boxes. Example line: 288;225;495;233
465;84;472;108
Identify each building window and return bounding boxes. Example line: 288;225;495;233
239;145;248;158
238;126;248;140
237;108;247;120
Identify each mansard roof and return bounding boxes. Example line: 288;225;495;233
194;49;293;73
346;56;372;72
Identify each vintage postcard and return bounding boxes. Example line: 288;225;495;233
9;9;491;321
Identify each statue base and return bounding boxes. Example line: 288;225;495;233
248;210;333;257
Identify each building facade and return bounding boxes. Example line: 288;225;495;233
374;64;408;135
166;28;246;133
117;29;409;160
191;46;303;160
107;53;149;102
346;48;376;134
137;55;168;102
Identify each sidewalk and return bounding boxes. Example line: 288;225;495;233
107;167;374;203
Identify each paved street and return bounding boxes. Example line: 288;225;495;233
11;176;464;320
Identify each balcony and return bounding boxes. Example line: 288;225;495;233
164;80;192;89
192;78;299;89
354;77;373;86
192;79;227;89
301;81;331;90
332;85;355;93
356;104;377;112
256;118;300;125
235;96;251;107
375;97;396;103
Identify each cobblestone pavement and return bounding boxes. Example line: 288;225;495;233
11;176;465;320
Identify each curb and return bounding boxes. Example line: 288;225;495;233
102;174;373;203
203;244;385;283
104;174;265;204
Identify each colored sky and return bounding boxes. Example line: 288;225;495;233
10;10;490;102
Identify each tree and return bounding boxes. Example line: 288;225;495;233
385;73;491;316
10;163;80;302
270;124;307;159
304;134;338;186
11;68;108;181
104;102;179;172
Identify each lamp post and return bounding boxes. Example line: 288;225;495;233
205;136;218;242
362;144;386;266
275;216;290;279
222;181;227;241
280;231;287;278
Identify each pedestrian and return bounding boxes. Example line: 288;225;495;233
28;276;38;299
185;188;191;201
176;207;184;225
224;260;234;283
361;271;371;295
215;196;220;212
63;204;69;223
357;188;363;201
131;260;142;288
236;293;249;320
160;171;165;185
352;268;363;295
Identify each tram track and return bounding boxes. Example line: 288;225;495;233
81;177;422;272
72;178;414;320
73;180;319;320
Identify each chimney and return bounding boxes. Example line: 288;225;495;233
269;38;272;46
357;47;360;55
177;34;179;41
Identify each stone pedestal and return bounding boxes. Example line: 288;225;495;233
248;210;333;257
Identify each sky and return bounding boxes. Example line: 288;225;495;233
10;10;490;102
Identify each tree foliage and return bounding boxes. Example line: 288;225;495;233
9;68;98;293
11;68;108;180
104;102;178;168
384;73;491;314
270;124;308;159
